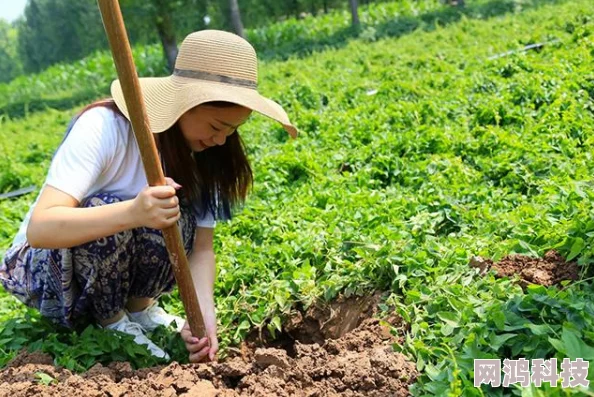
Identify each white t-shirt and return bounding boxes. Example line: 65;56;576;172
12;106;215;247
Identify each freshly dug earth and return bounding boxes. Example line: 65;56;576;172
0;294;418;396
470;250;579;287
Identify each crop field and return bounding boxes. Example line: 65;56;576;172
0;0;593;395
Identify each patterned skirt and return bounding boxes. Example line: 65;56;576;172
0;192;196;328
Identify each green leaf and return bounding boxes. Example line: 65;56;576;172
270;316;282;332
441;323;454;336
423;380;450;395
490;333;517;350
549;337;565;353
436;311;460;328
417;355;425;372
526;323;552;336
567;237;585;261
81;325;95;338
35;372;56;386
561;328;594;360
424;362;444;381
237;320;251;332
492;311;505;330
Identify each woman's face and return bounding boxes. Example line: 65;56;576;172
178;104;252;152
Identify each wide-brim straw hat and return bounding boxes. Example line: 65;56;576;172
111;30;297;138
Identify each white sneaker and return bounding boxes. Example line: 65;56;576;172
127;302;185;332
103;313;170;360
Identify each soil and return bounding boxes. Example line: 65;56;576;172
470;250;580;287
0;294;418;396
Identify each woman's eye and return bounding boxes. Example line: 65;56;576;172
210;124;221;132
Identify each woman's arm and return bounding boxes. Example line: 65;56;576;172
182;226;219;362
190;227;216;308
27;186;136;249
27;182;181;249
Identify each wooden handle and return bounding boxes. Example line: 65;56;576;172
97;0;207;340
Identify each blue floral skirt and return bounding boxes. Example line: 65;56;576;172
0;192;196;328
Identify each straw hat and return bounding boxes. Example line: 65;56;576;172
111;30;297;137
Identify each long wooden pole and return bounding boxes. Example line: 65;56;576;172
97;0;207;341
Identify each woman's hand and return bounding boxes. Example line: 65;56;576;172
180;317;219;363
131;177;182;229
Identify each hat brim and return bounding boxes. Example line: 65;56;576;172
111;76;297;138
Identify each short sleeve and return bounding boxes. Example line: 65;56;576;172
196;210;216;228
45;108;117;202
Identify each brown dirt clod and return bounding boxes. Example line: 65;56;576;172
471;250;579;287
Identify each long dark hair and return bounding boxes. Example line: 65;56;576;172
75;99;253;220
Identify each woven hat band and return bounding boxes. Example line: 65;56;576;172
173;68;257;89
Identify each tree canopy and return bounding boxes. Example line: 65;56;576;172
5;0;382;80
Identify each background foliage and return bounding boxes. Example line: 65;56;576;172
1;0;593;396
0;0;387;79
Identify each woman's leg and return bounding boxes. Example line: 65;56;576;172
69;193;140;325
2;191;196;328
0;242;43;311
122;201;196;331
1;240;79;327
126;297;154;312
98;310;125;327
126;203;197;303
75;192;196;327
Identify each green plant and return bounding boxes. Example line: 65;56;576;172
1;1;594;395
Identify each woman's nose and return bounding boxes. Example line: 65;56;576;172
212;133;226;146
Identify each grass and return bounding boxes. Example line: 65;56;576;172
1;0;594;395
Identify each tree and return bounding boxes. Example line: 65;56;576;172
17;0;108;73
120;0;178;72
229;0;245;38
11;0;376;76
154;0;178;71
444;0;465;6
0;19;23;83
16;0;199;75
348;0;360;28
121;0;209;72
290;0;300;18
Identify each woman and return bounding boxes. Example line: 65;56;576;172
0;30;297;363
